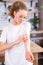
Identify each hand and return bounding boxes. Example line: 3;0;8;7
18;34;28;42
25;51;34;62
23;34;28;42
17;35;23;43
17;34;28;44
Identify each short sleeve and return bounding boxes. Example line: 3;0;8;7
24;22;31;35
0;27;7;43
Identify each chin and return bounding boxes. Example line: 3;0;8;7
18;21;22;24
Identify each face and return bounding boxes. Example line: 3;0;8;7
13;9;27;24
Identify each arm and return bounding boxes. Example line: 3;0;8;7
23;34;34;62
23;34;30;51
0;35;23;52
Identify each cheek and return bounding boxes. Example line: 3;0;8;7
15;16;18;20
15;17;20;22
16;17;21;21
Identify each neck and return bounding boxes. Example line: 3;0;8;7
11;21;20;26
11;19;21;25
12;21;18;25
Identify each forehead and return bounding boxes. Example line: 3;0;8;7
17;9;27;16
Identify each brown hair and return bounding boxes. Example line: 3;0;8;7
8;0;27;18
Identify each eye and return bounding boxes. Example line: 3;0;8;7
24;17;26;19
19;15;27;19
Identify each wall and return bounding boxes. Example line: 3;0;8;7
0;0;38;30
38;0;43;30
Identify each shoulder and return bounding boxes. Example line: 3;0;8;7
2;23;10;32
23;22;31;32
26;22;31;26
24;21;31;28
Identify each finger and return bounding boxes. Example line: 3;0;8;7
26;57;33;63
26;57;31;62
31;55;34;61
26;54;32;62
31;54;34;60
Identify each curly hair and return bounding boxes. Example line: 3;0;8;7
8;0;27;18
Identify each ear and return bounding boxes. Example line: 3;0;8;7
13;11;16;17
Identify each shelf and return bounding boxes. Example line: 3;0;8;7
28;10;40;14
31;30;43;34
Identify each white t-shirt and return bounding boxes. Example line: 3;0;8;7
0;21;33;65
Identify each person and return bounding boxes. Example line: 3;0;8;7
0;1;34;65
